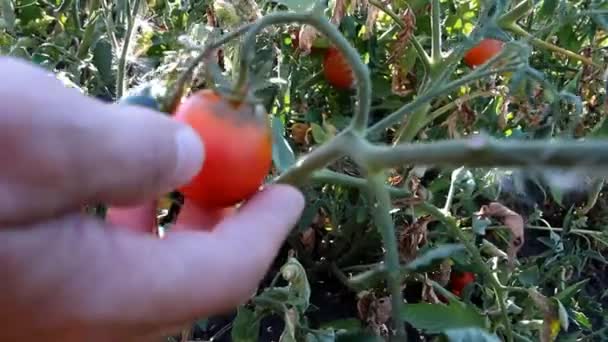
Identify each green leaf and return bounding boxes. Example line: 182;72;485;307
274;0;316;12
92;38;114;88
572;310;592;329
443;328;501;342
271;116;296;173
231;306;261;342
310;123;328;144
472;216;491;235
335;332;384;342
405;244;466;271
517;265;540;286
319;318;362;332
539;0;559;17
0;0;15;33
400;302;488;334
555;279;588;303
555;298;569;331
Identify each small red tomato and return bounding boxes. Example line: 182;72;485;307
463;39;504;68
173;89;273;209
450;271;476;296
322;46;355;90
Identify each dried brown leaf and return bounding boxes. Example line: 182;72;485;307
356;291;391;336
441;110;461;139
290;122;310;145
388;8;416;64
477;202;524;267
330;0;349;25
398;216;432;263
363;5;380;40
298;25;319;55
421;275;442;304
300;227;316;252
528;289;560;342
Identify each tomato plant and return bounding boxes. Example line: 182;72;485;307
14;0;608;340
322;46;354;90
173;89;272;209
463;38;504;67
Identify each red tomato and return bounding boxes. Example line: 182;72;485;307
463;39;504;68
450;271;476;296
322;46;355;90
173;89;273;209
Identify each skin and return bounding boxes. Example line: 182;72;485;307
0;57;305;341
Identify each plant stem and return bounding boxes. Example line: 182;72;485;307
162;23;254;113
237;11;372;132
368;0;432;73
275;132;350;186
498;0;534;26
430;0;442;65
483;224;607;237
115;0;142;99
311;169;412;197
504;23;601;68
362;134;608;170
100;0;119;51
419;203;513;342
367;172;406;340
424;90;499;124
367;64;521;137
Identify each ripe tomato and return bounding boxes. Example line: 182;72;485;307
322;46;354;90
463;39;504;68
450;271;476;296
173;89;273;209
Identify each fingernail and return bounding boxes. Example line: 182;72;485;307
174;127;205;185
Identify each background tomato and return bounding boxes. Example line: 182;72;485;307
450;271;476;297
173;89;273;209
463;38;504;68
322;46;355;90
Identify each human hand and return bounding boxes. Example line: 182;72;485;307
0;57;304;341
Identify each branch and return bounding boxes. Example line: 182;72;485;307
362;134;608;170
274;132;351;186
368;0;432;72
367;172;407;339
366;64;521;137
430;0;442;64
162;23;254;113
116;0;142;99
310;169;412;197
237;10;372;132
504;23;601;69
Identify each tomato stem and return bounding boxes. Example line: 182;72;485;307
430;0;443;65
368;0;432;77
366;172;407;339
366;63;522;138
115;0;142;99
163;22;254;113
497;0;535;27
360;134;608;170
504;23;601;69
236;9;372;133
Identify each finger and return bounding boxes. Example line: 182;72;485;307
0;57;204;226
171;200;235;232
0;185;303;340
106;202;158;234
